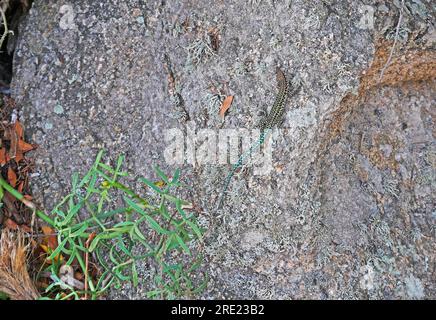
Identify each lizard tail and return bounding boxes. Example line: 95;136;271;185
216;130;268;210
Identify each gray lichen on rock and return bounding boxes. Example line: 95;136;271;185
11;0;436;299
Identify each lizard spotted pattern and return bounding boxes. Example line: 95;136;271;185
217;67;297;210
259;67;289;143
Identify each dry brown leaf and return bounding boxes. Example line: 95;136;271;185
0;148;6;165
41;225;52;235
2;191;16;212
2;122;35;163
41;225;57;250
219;95;234;119
17;139;34;153
14;151;23;163
40;244;63;264
6;126;18;159
14;121;24;139
7;167;17;187
4;218;19;230
75;271;84;281
4;219;31;233
17;181;24;193
20;225;32;233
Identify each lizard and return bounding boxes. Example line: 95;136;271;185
216;67;300;210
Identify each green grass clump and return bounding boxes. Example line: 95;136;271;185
37;150;207;300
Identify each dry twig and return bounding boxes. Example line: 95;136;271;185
379;0;405;82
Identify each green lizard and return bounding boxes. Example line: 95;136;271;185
216;67;300;210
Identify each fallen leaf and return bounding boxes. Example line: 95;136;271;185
3;122;36;163
20;224;32;233
36;279;49;290
4;219;32;232
17;181;24;193
0;148;6;165
2;191;17;212
41;226;61;263
17;139;34;153
5;126;18;159
219;95;234;119
14;121;24;139
14;151;24;163
75;271;84;281
41;225;58;250
7;167;17;187
4;218;19;230
40;244;64;264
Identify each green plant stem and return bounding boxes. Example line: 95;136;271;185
35;210;55;226
0;177;55;225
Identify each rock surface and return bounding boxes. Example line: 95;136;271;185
12;0;436;299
